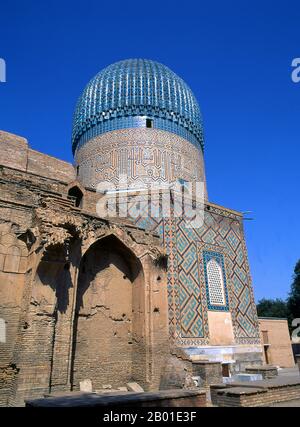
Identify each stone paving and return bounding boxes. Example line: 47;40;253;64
277;366;300;378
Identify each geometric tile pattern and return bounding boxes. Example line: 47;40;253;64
132;200;260;347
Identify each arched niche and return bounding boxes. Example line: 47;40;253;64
32;244;73;314
70;234;146;390
68;186;83;208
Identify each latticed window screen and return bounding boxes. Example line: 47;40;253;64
203;250;229;311
207;258;226;306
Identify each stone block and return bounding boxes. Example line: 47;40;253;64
3;254;20;273
79;379;93;393
234;373;263;382
0;254;4;270
126;382;144;392
245;365;278;379
192;361;223;387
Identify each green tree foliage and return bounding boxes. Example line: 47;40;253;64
256;259;300;335
256;298;288;319
287;259;300;323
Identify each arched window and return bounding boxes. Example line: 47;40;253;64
203;251;229;311
68;186;83;208
207;258;225;306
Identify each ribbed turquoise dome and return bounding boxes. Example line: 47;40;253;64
72;59;204;154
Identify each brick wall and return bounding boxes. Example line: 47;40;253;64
27;149;75;183
211;379;300;407
0;130;75;183
192;361;223;388
0;131;28;171
215;385;300;407
0;160;170;405
259;318;295;368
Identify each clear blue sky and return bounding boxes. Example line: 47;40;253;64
0;0;299;301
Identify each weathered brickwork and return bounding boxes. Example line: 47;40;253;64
0;143;170;405
0;364;18;406
0;130;75;182
192;361;223;388
211;379;300;407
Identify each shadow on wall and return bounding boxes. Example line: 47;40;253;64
75;235;141;312
35;239;81;313
67;186;83;208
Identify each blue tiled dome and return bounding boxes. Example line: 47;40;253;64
72;59;204;153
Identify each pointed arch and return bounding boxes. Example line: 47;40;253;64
70;234;146;390
67;186;83;208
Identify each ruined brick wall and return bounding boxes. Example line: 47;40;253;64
0;150;170;405
192;361;222;388
71;235;170;392
72;237;137;390
0;223;28;363
0;212;31;406
0;364;18;406
0;149;79;405
0;131;28;171
0;130;75;182
159;352;194;390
